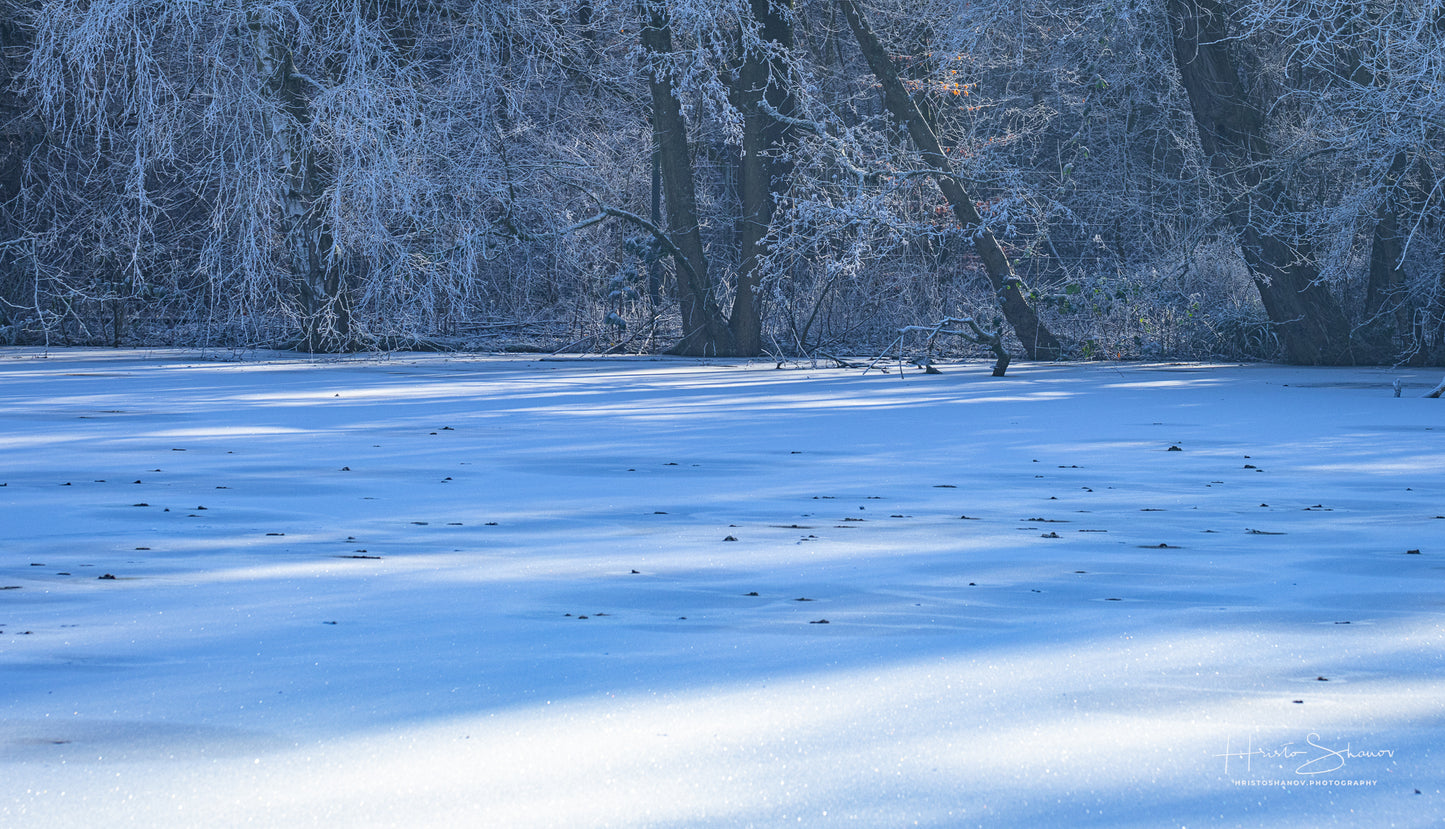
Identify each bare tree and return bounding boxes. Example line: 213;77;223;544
836;0;1062;360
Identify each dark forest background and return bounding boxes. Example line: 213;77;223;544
0;0;1441;363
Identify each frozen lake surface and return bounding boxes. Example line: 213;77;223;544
2;349;1442;826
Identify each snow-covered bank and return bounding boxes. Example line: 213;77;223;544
2;350;1442;827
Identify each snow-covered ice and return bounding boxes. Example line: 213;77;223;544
2;348;1442;827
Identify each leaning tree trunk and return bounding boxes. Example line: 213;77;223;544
250;12;351;353
729;0;795;356
639;1;736;357
1166;0;1352;364
836;0;1062;361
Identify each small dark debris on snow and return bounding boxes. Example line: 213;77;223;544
653;511;668;515
577;615;589;619
266;532;285;536
132;503;149;507
1105;597;1122;601
1292;700;1304;704
1;585;21;590
631;569;641;574
794;597;814;602
1041;532;1061;538
960;515;980;520
485;522;498;526
1407;549;1422;554
1167;445;1182;451
1246;529;1286;535
411;521;429;525
1141;543;1179;549
98;574;116;580
441;426;454;431
323;621;338;625
1334;621;1351;625
723;535;738;542
337;554;382;560
745;591;759;596
933;484;957;488
809;619;830;624
30;563;44;566
171;448;185;451
1316;676;1329;681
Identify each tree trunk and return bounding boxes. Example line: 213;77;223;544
640;1;736;357
0;2;39;279
729;0;795;356
1166;0;1353;364
250;12;351;352
1364;151;1412;355
836;0;1063;361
